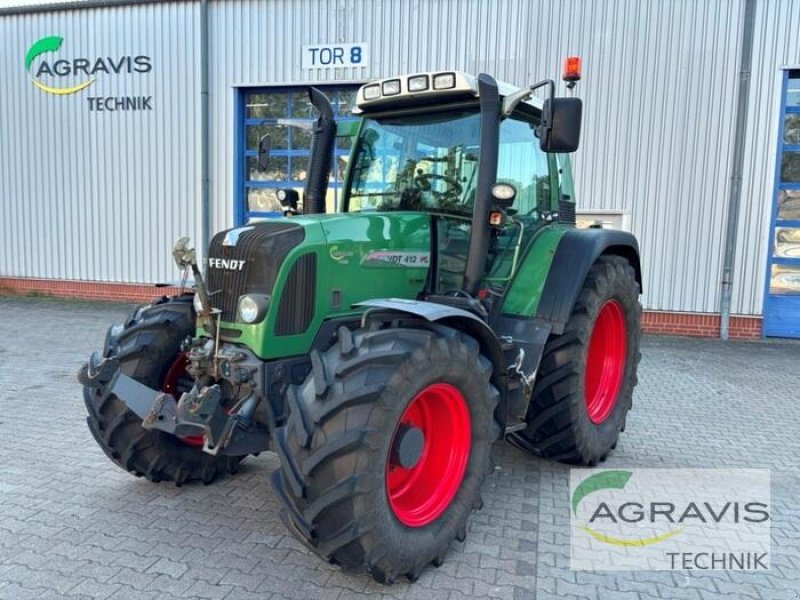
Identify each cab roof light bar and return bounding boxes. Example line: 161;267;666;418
355;71;478;112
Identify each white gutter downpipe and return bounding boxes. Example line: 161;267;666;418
200;0;211;263
720;0;757;340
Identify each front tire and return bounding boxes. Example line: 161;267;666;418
272;325;500;583
508;255;641;465
82;295;242;485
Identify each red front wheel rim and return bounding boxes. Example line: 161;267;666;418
585;300;628;424
386;383;472;527
162;353;204;447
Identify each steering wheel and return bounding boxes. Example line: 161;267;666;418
414;172;464;196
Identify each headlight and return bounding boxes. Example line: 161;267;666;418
238;294;270;324
382;79;401;96
433;72;456;90
491;183;517;203
407;75;429;92
362;84;380;100
193;293;204;314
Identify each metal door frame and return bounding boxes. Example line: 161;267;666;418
763;67;800;337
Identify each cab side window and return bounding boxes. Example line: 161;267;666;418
497;112;552;216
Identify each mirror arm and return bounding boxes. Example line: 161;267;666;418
530;79;555;135
502;79;555;118
530;79;555;98
501;88;532;117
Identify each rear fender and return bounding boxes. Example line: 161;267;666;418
534;229;642;335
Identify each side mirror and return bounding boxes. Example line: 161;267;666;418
257;134;271;171
539;97;582;153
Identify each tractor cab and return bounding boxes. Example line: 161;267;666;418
340;71;579;298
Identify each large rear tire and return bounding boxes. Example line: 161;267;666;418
272;325;500;583
82;295;242;485
508;255;641;465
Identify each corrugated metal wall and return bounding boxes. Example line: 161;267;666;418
0;2;200;284
737;0;800;314
3;0;799;315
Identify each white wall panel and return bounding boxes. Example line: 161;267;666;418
0;2;200;284
2;0;798;315
735;0;800;314
207;0;753;313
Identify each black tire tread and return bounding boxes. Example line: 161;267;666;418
82;295;242;485
509;255;642;465
273;325;500;583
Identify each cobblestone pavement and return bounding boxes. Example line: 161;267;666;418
0;296;798;600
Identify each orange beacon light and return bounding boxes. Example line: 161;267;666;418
563;56;582;82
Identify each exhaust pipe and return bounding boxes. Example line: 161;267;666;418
304;87;336;214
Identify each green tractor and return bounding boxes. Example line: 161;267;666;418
80;65;642;583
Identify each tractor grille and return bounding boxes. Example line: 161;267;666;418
206;223;304;322
275;252;317;336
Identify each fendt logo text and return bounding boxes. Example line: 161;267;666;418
25;35;153;111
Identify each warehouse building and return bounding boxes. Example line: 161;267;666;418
0;0;798;338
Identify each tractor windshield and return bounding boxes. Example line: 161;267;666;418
345;109;481;216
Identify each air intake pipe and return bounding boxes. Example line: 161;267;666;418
462;74;501;296
303;87;336;214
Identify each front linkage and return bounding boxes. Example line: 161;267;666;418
79;339;269;457
79;238;273;459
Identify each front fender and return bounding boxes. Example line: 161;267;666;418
355;297;507;392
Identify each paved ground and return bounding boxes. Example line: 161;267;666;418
0;295;798;600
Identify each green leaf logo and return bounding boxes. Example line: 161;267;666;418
572;470;683;546
25;36;95;95
571;470;632;515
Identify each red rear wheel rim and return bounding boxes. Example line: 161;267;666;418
162;353;204;447
585;300;627;424
386;383;471;527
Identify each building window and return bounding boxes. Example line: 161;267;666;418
237;86;360;224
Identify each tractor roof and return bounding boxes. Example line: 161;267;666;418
354;71;543;114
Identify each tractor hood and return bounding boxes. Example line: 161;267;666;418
206;212;432;360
